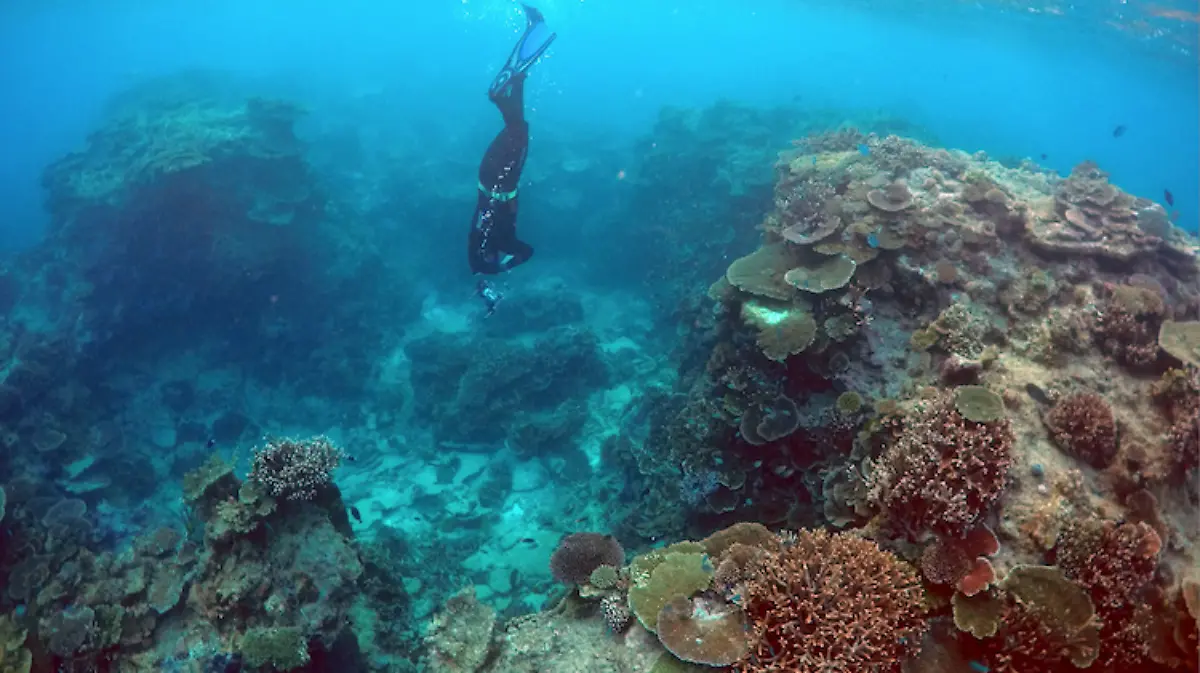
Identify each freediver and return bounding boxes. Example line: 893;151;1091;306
469;4;556;313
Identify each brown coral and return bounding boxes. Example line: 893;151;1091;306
1054;518;1163;670
656;595;751;666
1092;294;1162;368
985;565;1102;670
1159;319;1200;368
866;182;914;212
920;524;1000;597
733;529;927;673
726;244;799;301
868;394;1014;538
549;532;625;585
1043;392;1119;469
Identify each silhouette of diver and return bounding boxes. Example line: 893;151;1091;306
469;4;556;299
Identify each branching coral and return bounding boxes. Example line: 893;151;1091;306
1054;519;1164;669
920;524;1000;597
733;529;927;673
1092;287;1164;368
1043;392;1119;469
984;565;1102;671
249;435;345;501
867;394;1014;538
1152;367;1200;477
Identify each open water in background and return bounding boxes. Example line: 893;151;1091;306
0;0;1197;253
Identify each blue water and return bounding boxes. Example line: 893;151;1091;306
1;0;1197;254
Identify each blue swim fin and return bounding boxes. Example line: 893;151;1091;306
489;4;557;99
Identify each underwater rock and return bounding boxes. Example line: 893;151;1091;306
422;588;496;673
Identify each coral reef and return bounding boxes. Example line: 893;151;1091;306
733;529;926;673
249;435;346;501
1;78;1198;673
867;392;1014;538
548;533;625;586
1043;392;1120;468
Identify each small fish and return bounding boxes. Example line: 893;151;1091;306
1164;189;1174;207
866;233;880;249
1039;153;1048;160
206;438;215;448
349;506;362;523
857;143;870;156
968;661;990;673
345;454;356;463
519;537;537;546
1025;383;1052;406
1112;124;1127;138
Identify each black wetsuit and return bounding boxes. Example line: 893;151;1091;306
468;75;534;275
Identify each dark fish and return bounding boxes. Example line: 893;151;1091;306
1039;153;1048;160
206;438;215;448
1112;124;1127;138
349;506;362;523
519;537;536;546
1025;383;1052;406
345;454;356;463
1164;189;1174;207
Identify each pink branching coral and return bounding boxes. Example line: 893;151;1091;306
1091;290;1162;368
1043;392;1119;468
868;394;1014;538
920;524;1000;597
1151;367;1200;477
1169;405;1200;474
248;435;345;501
733;529;927;673
1054;519;1164;669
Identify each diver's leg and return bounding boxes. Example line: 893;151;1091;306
490;73;527;132
468;194;502;275
478;105;529;195
488;4;556;104
492;202;534;271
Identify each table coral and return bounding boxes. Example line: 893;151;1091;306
656;595;750;667
1026;162;1165;263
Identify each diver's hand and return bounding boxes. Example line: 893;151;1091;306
476;278;503;317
